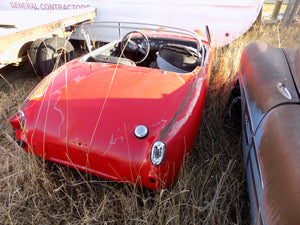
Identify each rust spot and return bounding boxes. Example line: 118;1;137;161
257;105;300;224
240;42;298;114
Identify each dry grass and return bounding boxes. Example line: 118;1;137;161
263;3;287;15
1;17;299;225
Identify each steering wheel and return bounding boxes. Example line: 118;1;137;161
121;31;150;64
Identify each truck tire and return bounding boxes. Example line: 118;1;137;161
38;37;75;76
28;38;45;77
28;37;75;77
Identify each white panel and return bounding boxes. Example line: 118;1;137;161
0;0;264;47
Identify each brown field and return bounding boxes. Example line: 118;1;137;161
0;5;299;225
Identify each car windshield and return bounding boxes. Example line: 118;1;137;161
79;22;205;73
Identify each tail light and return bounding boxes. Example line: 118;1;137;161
9;111;25;130
150;141;166;166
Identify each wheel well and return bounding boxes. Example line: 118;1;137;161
18;41;33;58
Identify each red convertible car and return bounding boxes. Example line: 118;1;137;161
237;42;300;225
9;22;215;190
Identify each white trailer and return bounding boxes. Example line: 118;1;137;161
0;0;264;75
0;7;96;75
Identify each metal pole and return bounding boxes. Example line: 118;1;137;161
272;0;283;19
282;0;300;26
294;0;300;18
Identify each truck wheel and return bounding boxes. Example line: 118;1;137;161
28;38;45;77
38;37;75;76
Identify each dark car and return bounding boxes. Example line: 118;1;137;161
237;42;300;225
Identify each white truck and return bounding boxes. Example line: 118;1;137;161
0;0;263;76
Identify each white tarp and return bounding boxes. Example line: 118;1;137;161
0;0;264;47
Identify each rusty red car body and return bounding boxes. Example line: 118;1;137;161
9;22;215;190
238;42;300;225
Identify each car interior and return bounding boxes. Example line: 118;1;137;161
82;31;204;74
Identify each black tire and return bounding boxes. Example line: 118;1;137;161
38;37;75;76
28;38;46;77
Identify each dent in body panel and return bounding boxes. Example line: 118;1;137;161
159;50;213;141
159;72;199;141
